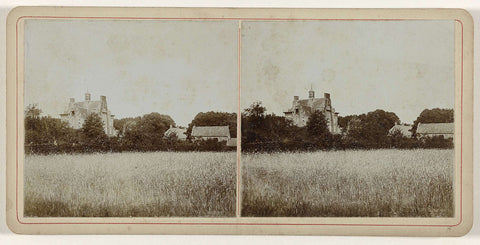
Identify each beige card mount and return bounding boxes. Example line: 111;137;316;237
6;7;473;235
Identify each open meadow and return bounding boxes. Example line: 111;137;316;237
24;152;236;217
242;149;454;217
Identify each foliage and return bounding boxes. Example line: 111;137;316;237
241;102;413;152
24;104;80;153
113;117;140;137
24;103;453;154
422;135;454;149
121;113;175;151
241;102;308;152
306;110;332;149
342;110;400;149
337;115;356;134
388;128;421;149
81;113;108;152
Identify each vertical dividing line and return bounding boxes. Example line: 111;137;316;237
458;19;463;222
16;17;20;222
236;20;242;218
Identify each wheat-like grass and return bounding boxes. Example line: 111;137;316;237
24;152;236;217
242;149;454;217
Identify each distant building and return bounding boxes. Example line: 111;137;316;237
164;125;187;141
191;125;231;142
60;92;115;136
226;138;237;147
389;124;412;137
416;122;454;139
284;89;340;133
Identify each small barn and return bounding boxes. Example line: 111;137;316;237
191;125;231;142
164;125;187;141
226;138;237;147
416;122;454;139
389;124;412;137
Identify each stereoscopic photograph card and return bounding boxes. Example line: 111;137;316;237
5;7;473;235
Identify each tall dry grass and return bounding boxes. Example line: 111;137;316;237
242;149;454;217
24;152;236;217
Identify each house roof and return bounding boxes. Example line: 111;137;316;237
298;98;326;110
389;124;412;137
192;126;230;138
416;122;454;134
64;101;101;115
164;127;187;139
285;98;326;115
63;100;113;118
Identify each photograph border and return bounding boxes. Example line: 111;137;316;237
6;7;474;235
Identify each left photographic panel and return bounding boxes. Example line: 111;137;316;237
23;19;239;217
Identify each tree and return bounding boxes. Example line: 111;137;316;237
241;102;307;152
411;108;454;136
186;111;237;139
121;112;175;151
338;115;357;134
244;101;266;118
81;113;108;151
241;102;268;145
113;117;140;137
25;104;78;153
306;110;332;149
343;109;400;149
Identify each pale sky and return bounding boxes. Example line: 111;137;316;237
25;19;454;126
24;19;238;127
241;20;454;124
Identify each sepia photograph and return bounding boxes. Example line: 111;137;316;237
5;7;473;236
240;20;455;217
23;19;239;217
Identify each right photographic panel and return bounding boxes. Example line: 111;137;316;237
240;20;455;217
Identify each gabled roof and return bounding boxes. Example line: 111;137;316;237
389;124;412;137
285;98;326;115
192;126;230;138
64;101;103;116
297;98;326;110
164;127;187;139
417;122;454;134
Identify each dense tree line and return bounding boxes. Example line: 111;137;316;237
25;103;453;154
25;105;235;154
241;103;454;152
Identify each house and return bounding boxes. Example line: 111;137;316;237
191;125;230;142
416;122;454;139
389;124;412;137
284;89;340;133
164;125;187;140
226;138;237;147
60;92;115;136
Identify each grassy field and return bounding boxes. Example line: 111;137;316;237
242;149;454;217
24;152;236;217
